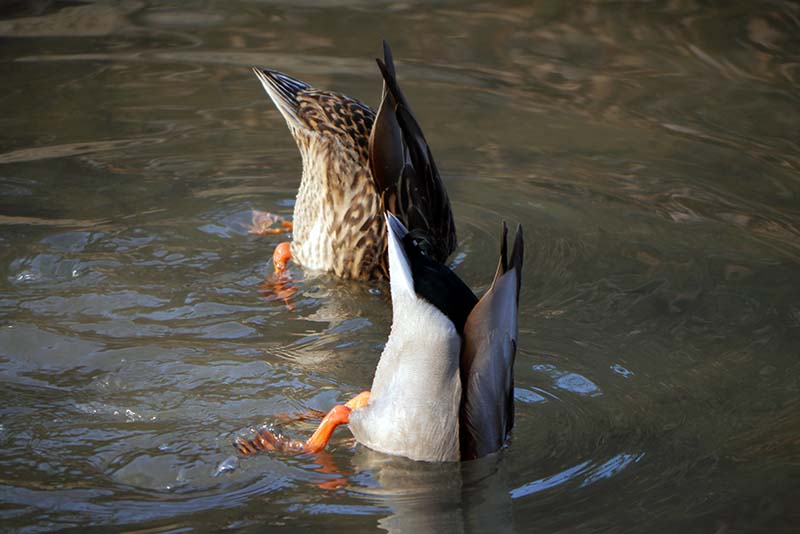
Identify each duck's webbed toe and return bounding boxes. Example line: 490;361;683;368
246;210;293;236
234;427;307;455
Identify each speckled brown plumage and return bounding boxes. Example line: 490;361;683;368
253;42;456;280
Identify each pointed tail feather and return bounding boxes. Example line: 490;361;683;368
459;223;524;460
492;222;509;286
252;67;311;128
368;41;457;264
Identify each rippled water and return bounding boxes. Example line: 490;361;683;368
1;1;799;532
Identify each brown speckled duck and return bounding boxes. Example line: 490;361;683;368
252;41;456;281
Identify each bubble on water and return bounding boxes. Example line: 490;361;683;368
214;455;238;476
124;409;143;422
79;402;150;422
16;271;38;282
610;363;634;378
75;402;99;415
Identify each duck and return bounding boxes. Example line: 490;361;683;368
235;212;523;462
251;41;457;281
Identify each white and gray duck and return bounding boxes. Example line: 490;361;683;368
235;212;523;462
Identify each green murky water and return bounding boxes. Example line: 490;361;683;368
1;1;799;532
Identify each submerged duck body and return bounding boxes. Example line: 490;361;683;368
252;42;456;280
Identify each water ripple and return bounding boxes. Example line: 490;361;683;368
1;1;799;531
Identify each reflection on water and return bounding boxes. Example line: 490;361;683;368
1;0;799;532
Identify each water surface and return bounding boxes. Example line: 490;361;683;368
1;1;799;532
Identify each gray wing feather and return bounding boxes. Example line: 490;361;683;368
460;224;523;460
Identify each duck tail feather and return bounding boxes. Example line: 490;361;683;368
252;67;310;125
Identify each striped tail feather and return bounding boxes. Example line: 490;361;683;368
252;67;311;128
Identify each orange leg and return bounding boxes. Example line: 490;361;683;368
257;241;296;309
272;241;291;275
234;391;370;456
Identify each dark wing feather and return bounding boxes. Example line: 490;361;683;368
459;223;524;460
368;41;457;264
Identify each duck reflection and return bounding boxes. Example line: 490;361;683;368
350;447;515;534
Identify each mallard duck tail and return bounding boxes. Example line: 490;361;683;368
252;67;310;129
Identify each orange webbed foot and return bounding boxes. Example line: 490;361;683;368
247;211;293;236
234;426;307;455
234;392;370;457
